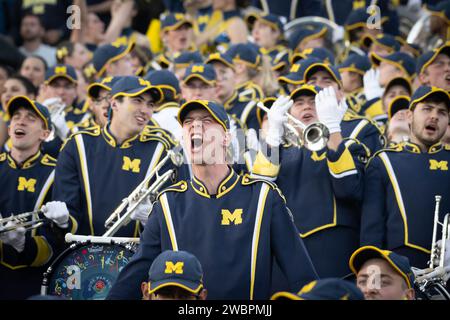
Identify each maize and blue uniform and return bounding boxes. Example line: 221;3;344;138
225;84;263;132
0;151;62;299
52;125;179;237
252;139;369;279
361;142;450;268
107;169;318;300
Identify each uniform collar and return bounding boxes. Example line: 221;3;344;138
236;81;251;92
7;150;42;169
403;141;443;154
190;167;240;199
102;124;139;149
223;90;238;110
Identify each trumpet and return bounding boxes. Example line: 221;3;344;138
256;102;329;151
414;195;450;300
103;149;184;237
0;210;46;234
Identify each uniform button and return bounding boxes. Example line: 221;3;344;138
222;186;226;191
200;187;203;192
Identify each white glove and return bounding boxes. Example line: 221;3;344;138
266;95;293;147
363;68;384;101
41;201;69;229
246;128;259;152
0;218;26;253
130;197;153;226
315;87;347;134
43;98;70;139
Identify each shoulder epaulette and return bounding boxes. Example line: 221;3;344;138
157;180;188;200
445;144;450;151
367;143;403;167
0;152;6;162
140;127;177;149
238;88;255;102
61;126;101;150
40;154;57;167
241;174;287;203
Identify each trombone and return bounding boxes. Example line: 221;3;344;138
256;102;329;151
0;210;46;234
102;149;184;237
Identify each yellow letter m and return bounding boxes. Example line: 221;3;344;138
429;160;448;171
122;156;141;173
165;261;184;274
17;177;37;192
221;209;243;225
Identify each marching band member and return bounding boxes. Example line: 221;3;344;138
52;76;178;237
416;42;450;91
349;246;416;300
0;96;70;299
361;86;450;268
252;85;368;280
107;99;318;299
385;95;411;145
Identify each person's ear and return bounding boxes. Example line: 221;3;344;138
40;128;50;142
404;288;415;300
198;288;208;300
418;71;429;86
141;282;150;300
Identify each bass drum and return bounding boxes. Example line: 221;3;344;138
41;241;136;300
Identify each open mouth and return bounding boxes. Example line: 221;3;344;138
301;113;314;123
445;74;450;82
190;133;203;152
425;123;437;134
14;128;26;138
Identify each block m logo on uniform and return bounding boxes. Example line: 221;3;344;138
122;156;141;173
429;159;448;171
165;261;184;274
17;177;37;192
221;209;243;225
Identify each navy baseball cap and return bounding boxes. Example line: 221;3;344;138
388;95;410;120
245;12;284;34
338;54;371;76
349;245;415;289
303;61;343;87
288;26;327;51
173;51;204;69
92;40;135;78
271;50;290;72
227;43;262;69
45;64;77;85
383;77;413;97
278;57;320;85
290;84;321;101
371;51;416;79
291;47;335;65
205;52;235;70
271;278;364;300
416;41;450;75
110;76;163;103
344;8;388;31
7;95;51;130
363;33;400;53
144;70;181;99
182;63;216;85
425;0;450;23
147;250;204;295
409;85;450;111
178;100;230;131
161;13;193;32
87;76;121;100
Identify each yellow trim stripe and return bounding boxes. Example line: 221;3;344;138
160;193;178;251
30;236;53;267
378;153;430;254
251;151;280;178
250;183;270;300
300;196;337;238
74;135;95;235
327;147;357;176
31;170;55;237
149;282;203;294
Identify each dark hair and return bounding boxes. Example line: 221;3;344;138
22;55;48;71
21;13;45;29
8;74;37;96
0;64;14;78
